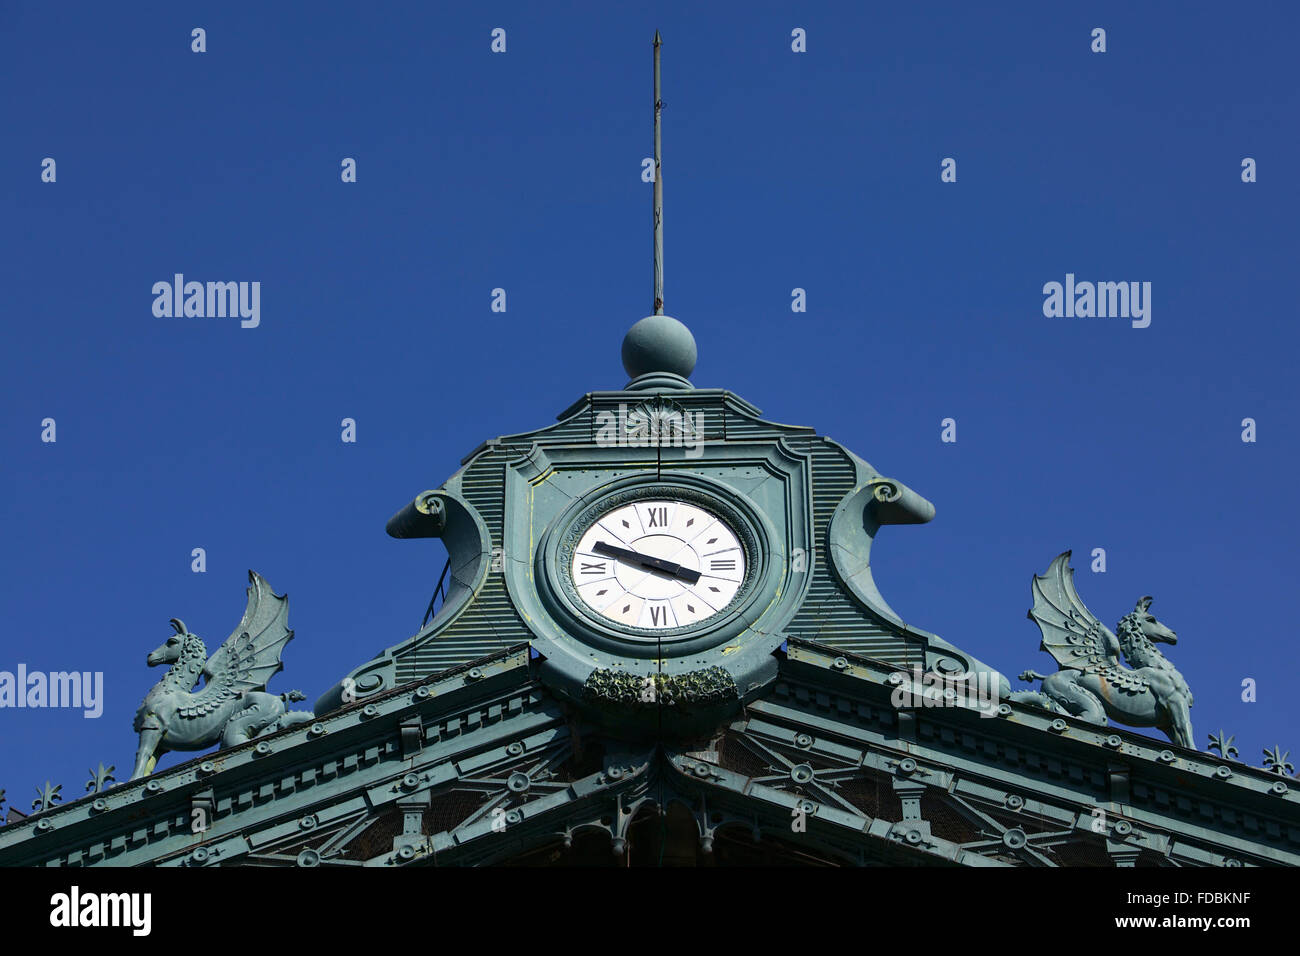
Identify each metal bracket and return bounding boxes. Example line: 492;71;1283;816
1107;763;1131;804
400;717;424;759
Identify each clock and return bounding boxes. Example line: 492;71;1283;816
566;495;748;632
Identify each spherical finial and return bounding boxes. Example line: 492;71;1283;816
621;314;697;385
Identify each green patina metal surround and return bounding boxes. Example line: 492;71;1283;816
544;479;765;649
312;377;1017;726
504;437;810;734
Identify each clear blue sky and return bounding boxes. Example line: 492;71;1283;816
2;1;1298;802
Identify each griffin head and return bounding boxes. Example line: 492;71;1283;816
146;618;193;666
1134;596;1177;644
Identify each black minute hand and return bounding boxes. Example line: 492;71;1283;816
593;541;701;584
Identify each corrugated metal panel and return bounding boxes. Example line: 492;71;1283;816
396;447;531;683
533;410;592;444
687;404;727;438
782;439;919;669
457;450;513;536
723;417;794;440
397;578;530;682
722;401;815;441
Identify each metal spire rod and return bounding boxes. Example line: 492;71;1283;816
652;30;664;315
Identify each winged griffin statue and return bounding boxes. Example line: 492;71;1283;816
1009;552;1194;749
130;571;314;780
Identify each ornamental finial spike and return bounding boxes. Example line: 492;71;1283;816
652;29;664;315
620;32;696;391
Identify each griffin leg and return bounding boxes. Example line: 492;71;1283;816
1166;698;1195;750
130;727;163;781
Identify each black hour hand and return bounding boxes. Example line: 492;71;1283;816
593;541;701;584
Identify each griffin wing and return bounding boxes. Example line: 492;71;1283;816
197;571;294;701
1029;552;1119;674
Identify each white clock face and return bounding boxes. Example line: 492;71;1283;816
569;498;746;631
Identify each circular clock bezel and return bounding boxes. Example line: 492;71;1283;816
539;478;770;653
